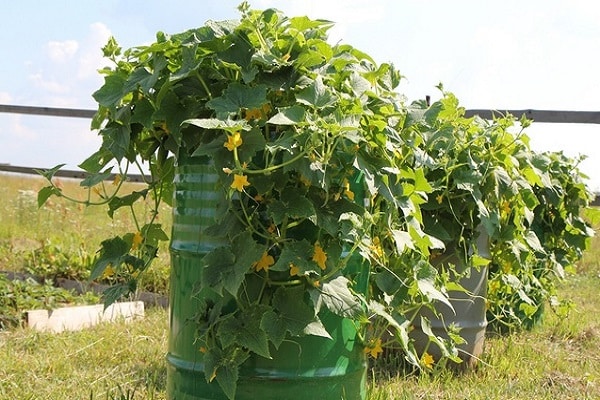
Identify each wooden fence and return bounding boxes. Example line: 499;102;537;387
3;104;600;124
1;103;599;204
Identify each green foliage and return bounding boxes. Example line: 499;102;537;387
487;151;595;330
36;3;442;397
389;86;595;351
34;2;595;397
407;86;594;333
0;275;99;330
23;239;94;282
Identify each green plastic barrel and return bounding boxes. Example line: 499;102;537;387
166;155;367;399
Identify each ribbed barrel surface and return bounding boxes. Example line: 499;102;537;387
166;155;367;399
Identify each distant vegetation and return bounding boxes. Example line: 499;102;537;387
0;173;170;328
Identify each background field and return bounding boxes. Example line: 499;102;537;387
0;173;598;399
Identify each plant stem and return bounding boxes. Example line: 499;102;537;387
195;72;213;100
242;150;308;175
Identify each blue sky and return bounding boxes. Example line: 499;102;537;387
1;0;599;189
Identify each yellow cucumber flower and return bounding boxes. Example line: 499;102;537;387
231;174;250;192
421;352;435;369
132;231;143;250
370;237;384;260
224;131;242;151
312;242;327;270
364;338;383;359
343;179;355;201
112;174;122;186
289;263;300;276
102;265;115;279
253;251;274;272
244;108;262;121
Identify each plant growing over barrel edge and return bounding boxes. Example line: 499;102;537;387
37;3;450;397
387;88;596;363
487;150;596;330
383;89;540;363
405;91;596;331
405;87;541;265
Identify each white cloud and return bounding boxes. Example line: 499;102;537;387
0;91;11;103
17;22;113;108
46;40;79;63
0;114;37;141
28;72;70;94
248;0;385;43
0;114;101;169
77;22;113;80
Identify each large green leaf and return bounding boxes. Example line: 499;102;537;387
218;304;271;359
309;276;362;318
107;190;148;218
415;261;453;312
202;232;263;296
78;148;114;173
89;236;130;281
237;128;267;162
35;163;66;182
296;76;336;109
102;281;136;309
348;71;372;98
267;105;305;125
374;269;403;295
524;230;545;253
295;44;331;69
391;229;415;253
302;319;331;338
191;135;228;157
79;171;112;188
207;83;268;114
419;315;457;359
270;239;313;273
203;346;249;400
37;186;61;208
141;223;169;247
260;311;287;349
154;91;192;144
230;231;264;271
201;247;237;295
367;300;416;363
267;188;315;225
101;123;131;161
261;285;329;348
93;74;126;107
183;118;251;133
129;97;156;129
218;33;258;84
123;65;160;95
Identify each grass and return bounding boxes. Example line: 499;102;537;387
369;272;600;399
1;269;598;399
1;172;599;399
0;308;168;400
0;172;171;293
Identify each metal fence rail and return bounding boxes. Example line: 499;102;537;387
0;164;145;183
464;109;600;124
0;103;598;205
0;104;95;119
3;103;600;124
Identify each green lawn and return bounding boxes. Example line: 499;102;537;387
1;268;597;399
